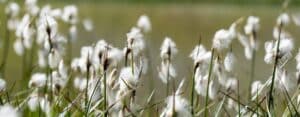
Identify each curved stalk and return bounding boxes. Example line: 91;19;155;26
268;23;282;115
204;48;215;117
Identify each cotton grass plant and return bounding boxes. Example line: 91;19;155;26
0;0;300;117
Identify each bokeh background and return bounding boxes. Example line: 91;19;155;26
1;0;300;105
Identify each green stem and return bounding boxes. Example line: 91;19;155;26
249;50;256;100
166;60;170;97
238;80;241;117
190;68;196;115
268;23;282;116
85;66;90;117
104;71;108;117
248;30;257;100
204;48;215;117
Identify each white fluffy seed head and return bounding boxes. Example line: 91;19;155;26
251;81;263;97
13;39;24;56
0;78;6;92
277;13;290;26
126;27;145;57
224;52;235;72
195;74;208;97
48;49;62;69
73;77;87;91
296;49;300;71
160;37;178;60
158;62;177;84
25;0;39;16
225;78;237;92
189;45;211;66
244;16;260;35
209;80;219;100
62;5;78;24
119;66;140;92
297;94;300;104
0;104;19;117
160;95;192;117
83;18;93;32
29;73;47;88
27;92;39;111
212;29;234;51
279;38;294;56
137;14;151;33
58;60;68;79
5;2;19;17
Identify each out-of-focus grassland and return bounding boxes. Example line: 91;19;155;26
0;3;300;100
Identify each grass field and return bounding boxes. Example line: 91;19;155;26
0;2;300;116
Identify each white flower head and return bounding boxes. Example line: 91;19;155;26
296;49;300;71
119;66;140;92
5;2;19;17
58;60;68;79
39;97;50;115
0;78;6;92
244;16;260;35
277;13;290;26
48;49;62;69
212;29;235;51
225;78;237;92
27;91;39;111
25;0;39;16
126;27;145;57
209;80;219;100
72;46;94;73
73;77;87;91
195;74;208;96
0;104;19;117
137;14;151;33
160;95;192;117
251;81;263;97
264;38;293;64
38;50;47;68
190;45;211;66
93;40;123;70
62;5;78;24
160;37;178;60
83;18;93;32
277;70;296;93
13;39;24;56
158;62;177;84
29;73;47;88
224;51;235;72
87;78;102;103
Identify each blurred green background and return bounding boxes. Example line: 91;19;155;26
1;0;300;106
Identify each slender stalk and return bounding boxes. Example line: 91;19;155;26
204;48;215;117
268;23;282;115
166;59;170;97
191;37;201;115
249;50;256;100
172;69;176;117
85;65;90;117
238;80;241;117
190;69;196;115
103;71;108;117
